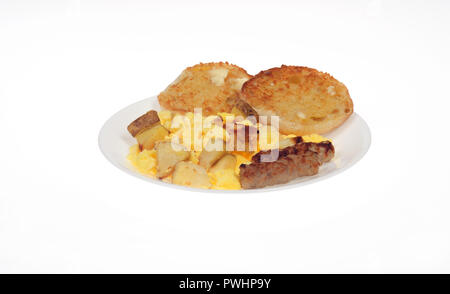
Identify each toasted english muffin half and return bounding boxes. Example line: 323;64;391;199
241;65;353;135
158;62;252;116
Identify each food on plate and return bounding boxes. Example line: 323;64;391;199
208;154;241;190
127;108;333;189
127;110;169;150
127;110;160;137
172;161;211;189
209;154;237;174
226;94;259;119
158;62;252;115
126;62;352;190
240;139;335;189
209;169;241;190
198;141;227;170
135;124;169;151
226;123;258;153
241;65;353;135
127;145;157;175
155;141;190;178
278;136;298;149
251;139;334;164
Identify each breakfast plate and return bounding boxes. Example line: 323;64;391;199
98;95;371;193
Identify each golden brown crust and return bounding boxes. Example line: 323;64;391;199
241;65;353;135
184;62;251;76
157;62;252;116
127;110;160;137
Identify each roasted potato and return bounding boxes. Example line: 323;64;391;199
127;110;160;137
172;161;211;189
155;142;190;178
135;124;169;150
209;154;236;174
199;139;227;170
199;150;227;170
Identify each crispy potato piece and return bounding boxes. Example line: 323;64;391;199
135;124;169;150
127;110;160;137
155;142;190;178
209;154;236;174
199;150;227;170
199;140;227;170
199;150;226;170
172;161;211;189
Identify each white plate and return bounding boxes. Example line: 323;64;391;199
98;96;371;193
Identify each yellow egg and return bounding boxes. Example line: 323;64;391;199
127;144;140;166
209;169;241;190
282;134;297;139
302;134;331;143
127;147;157;176
233;152;252;175
136;149;157;175
189;151;201;165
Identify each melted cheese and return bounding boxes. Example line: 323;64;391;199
209;68;229;86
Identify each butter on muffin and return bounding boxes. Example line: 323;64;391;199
158;62;252;116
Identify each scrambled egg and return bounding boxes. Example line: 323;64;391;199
209;169;241;190
301;133;331;143
127;110;330;190
127;144;157;176
232;152;253;175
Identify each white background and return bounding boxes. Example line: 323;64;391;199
1;0;449;273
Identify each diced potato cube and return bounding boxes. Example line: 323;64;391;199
209;154;237;174
199;139;227;170
155;141;190;178
127;110;160;137
172;161;211;189
136;124;169;150
199;150;226;170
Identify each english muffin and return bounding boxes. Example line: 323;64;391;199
158;62;252;116
241;65;353;135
